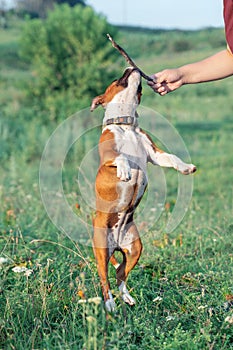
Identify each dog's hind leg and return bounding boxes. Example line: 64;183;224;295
110;254;120;269
116;223;142;306
93;218;116;312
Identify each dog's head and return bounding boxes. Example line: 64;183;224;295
90;67;142;112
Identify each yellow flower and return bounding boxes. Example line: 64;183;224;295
78;290;86;299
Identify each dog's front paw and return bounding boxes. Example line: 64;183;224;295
114;155;131;181
180;164;197;175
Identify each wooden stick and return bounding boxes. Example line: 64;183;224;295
107;33;154;82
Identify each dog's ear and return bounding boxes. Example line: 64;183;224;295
90;95;104;112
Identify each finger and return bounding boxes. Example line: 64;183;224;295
157;87;166;94
148;73;166;84
159;90;168;96
153;71;168;84
147;80;158;88
159;85;171;95
147;80;155;86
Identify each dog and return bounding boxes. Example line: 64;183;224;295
90;67;196;312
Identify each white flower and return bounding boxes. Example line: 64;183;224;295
12;266;33;277
12;266;28;273
198;305;208;310
0;257;8;265
87;297;102;305
24;269;33;277
166;316;176;321
153;296;163;302
78;299;87;304
225;315;233;324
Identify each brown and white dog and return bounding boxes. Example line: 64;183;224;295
91;67;196;312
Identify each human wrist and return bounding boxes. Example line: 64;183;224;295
177;66;192;85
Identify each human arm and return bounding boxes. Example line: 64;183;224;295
148;49;233;95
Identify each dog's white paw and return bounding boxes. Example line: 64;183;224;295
114;155;131;181
105;298;116;313
122;292;136;306
179;163;197;175
119;282;136;306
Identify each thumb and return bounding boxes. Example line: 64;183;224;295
148;71;164;86
153;70;168;84
148;71;167;86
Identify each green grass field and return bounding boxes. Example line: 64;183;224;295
0;17;233;349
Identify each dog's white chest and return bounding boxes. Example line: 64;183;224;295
106;125;148;173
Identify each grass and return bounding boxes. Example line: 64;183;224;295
0;16;233;349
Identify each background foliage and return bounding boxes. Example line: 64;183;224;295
14;0;86;18
19;4;117;119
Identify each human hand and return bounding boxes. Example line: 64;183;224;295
148;68;184;95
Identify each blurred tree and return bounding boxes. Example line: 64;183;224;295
0;0;7;12
55;0;85;6
19;4;118;120
16;0;85;18
16;0;53;18
0;0;7;28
